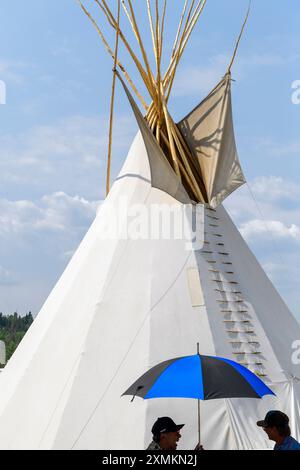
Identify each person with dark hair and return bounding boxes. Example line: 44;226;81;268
257;410;300;450
147;417;203;450
147;417;184;450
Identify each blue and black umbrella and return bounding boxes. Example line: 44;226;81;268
123;352;275;445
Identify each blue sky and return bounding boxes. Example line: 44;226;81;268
0;0;300;322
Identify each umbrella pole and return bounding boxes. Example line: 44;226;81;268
197;398;201;445
197;343;201;445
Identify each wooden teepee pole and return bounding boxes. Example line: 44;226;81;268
162;100;181;178
96;0;157;101
163;0;196;88
170;123;204;201
80;0;211;203
166;0;207;101
155;0;163;125
177;0;207;63
156;123;200;201
171;0;188;58
227;0;251;73
126;0;158;96
146;0;157;59
106;0;121;196
159;0;167;63
78;1;148;110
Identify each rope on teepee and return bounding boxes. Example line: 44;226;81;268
70;236;193;449
106;0;121;196
245;181;285;268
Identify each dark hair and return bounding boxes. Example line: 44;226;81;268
277;424;291;437
153;434;160;444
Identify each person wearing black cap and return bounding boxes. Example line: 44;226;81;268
257;410;300;450
147;417;203;450
147;417;184;450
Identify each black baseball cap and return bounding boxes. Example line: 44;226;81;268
152;417;184;435
257;410;289;428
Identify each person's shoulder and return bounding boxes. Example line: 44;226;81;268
289;436;300;450
147;441;161;450
277;436;300;450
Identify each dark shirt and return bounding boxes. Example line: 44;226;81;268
274;436;300;450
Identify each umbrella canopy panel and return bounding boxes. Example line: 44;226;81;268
123;354;275;401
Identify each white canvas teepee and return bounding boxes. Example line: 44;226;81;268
0;0;299;450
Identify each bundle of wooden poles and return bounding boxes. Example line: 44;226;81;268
78;0;208;201
79;0;250;201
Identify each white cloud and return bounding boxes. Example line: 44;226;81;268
234;52;300;71
37;192;99;232
250;176;300;201
262;261;296;284
51;46;71;56
0;266;16;286
225;175;300;223
239;53;285;68
262;261;281;277
0;199;40;236
240;219;300;242
0;112;136;314
0;192;101;313
173;54;228;97
224;178;300;321
225;175;300;246
0;192;100;237
0;114;136;200
62;250;76;261
9;116;104;170
256;137;300;158
0;59;29;84
171;51;300;98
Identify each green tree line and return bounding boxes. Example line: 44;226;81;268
0;312;34;365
